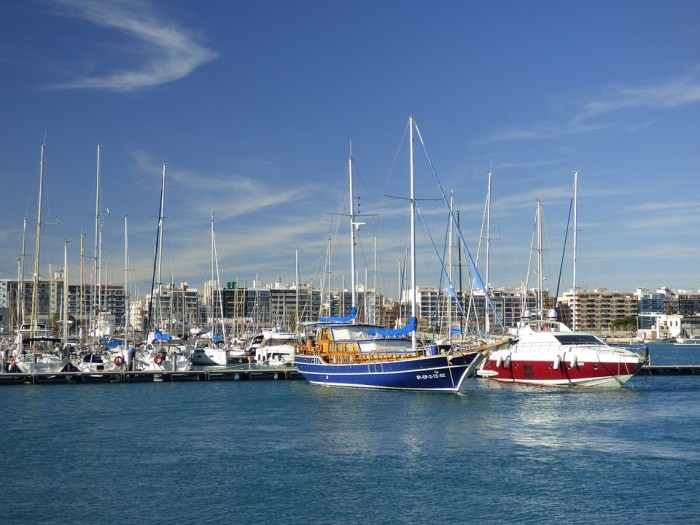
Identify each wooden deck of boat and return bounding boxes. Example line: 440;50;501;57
0;365;303;385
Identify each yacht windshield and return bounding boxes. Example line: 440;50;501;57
554;334;602;345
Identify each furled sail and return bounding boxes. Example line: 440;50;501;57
319;306;357;323
368;317;417;337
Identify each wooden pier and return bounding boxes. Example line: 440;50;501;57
0;365;303;385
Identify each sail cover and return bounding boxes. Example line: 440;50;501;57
368;317;417;337
319;306;357;323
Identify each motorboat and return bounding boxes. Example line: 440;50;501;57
477;309;644;387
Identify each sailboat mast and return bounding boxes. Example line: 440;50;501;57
409;116;417;350
572;169;578;331
30;142;45;339
63;239;69;345
485;169;492;334
124;216;129;350
147;161;166;332
448;191;454;341
94;144;101;319
536;199;544;316
348;145;357;314
18;217;28;327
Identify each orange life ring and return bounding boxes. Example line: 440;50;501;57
114;356;124;367
154;354;164;365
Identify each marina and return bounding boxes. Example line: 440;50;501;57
1;342;699;525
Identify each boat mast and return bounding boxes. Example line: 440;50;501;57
295;248;300;330
63;239;69;346
536;199;544;318
211;212;227;345
485;168;492;334
409;116;417;350
93;144;101;325
147;161;166;333
29;142;45;340
448;191;454;341
572;169;578;331
124;216;130;351
348;143;357;317
18;217;28;328
373;236;378;325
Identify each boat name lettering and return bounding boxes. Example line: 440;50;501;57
416;371;446;380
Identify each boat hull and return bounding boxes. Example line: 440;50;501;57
295;352;483;392
191;349;228;366
478;348;643;387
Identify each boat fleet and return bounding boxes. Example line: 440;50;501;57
3;116;649;390
0;326;287;375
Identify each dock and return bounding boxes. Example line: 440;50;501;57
1;364;699;385
0;365;303;385
637;365;700;376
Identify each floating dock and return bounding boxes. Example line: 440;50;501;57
0;365;303;385
0;364;698;385
637;365;700;376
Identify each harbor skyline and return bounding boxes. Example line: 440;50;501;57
1;0;699;298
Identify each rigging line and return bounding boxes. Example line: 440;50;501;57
413;120;504;330
554;193;574;311
416;205;473;334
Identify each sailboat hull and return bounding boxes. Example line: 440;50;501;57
295;352;483;392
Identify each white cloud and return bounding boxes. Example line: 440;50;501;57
49;0;217;91
485;68;700;144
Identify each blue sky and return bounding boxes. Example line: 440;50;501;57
1;0;699;300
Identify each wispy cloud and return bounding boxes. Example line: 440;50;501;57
579;69;700;120
49;0;217;91
486;68;700;144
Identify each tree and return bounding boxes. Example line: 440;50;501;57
611;315;637;331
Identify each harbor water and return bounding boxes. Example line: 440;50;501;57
1;342;699;524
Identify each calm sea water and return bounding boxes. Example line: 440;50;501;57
1;342;698;524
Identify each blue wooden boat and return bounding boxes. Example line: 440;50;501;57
295;116;508;392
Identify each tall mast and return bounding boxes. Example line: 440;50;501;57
295;248;300;330
94;144;101;319
18;217;28;327
63;239;69;345
448;191;454;340
572;169;578;330
147;161;166;332
79;234;84;343
124;216;129;349
536;199;544;316
30;142;45;338
485;168;492;333
372;236;378;325
409;115;417;350
348;144;357;314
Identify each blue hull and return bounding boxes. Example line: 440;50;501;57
295;353;482;392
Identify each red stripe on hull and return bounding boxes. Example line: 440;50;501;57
480;358;641;386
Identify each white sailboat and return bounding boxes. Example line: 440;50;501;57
191;213;229;367
14;141;65;374
137;161;191;372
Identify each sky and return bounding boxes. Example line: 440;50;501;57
1;0;700;301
